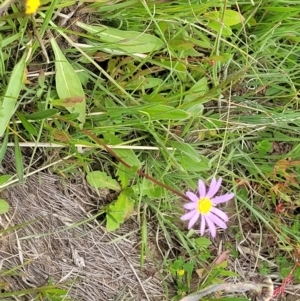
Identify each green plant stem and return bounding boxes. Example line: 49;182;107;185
81;129;189;201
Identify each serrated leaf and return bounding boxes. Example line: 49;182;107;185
116;163;136;189
76;22;164;54
86;171;121;191
50;38;86;123
106;192;134;232
0;199;9;214
0;54;26;137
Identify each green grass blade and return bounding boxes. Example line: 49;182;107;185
0;54;26;137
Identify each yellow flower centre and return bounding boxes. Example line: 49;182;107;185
197;197;212;214
25;0;40;14
177;269;185;276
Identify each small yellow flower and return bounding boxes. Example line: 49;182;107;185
25;0;40;14
177;269;185;276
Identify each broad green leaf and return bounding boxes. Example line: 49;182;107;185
0;54;26;137
138;105;189;120
132;179;164;198
106;192;134;232
255;139;272;156
0;175;11;186
170;141;200;161
86;171;121;191
194;237;212;248
76;22;164;54
104;133;141;167
50;38;86;123
176;152;210;172
205;10;245;36
206;10;245;27
184;77;208;102
207;21;232;36
0;199;9;214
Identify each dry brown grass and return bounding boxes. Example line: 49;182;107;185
0;150;172;300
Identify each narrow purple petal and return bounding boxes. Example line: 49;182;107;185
188;212;200;229
200;214;206;235
198;180;206;198
211;193;234;204
180;210;197;221
205;215;216;237
210;207;229;222
206;177;222;198
183;202;197;210
186;191;198;202
207;212;227;229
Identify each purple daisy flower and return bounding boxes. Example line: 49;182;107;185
180;177;234;237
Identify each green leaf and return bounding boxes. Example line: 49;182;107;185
0;129;9;164
206;10;245;27
205;10;245;36
207;21;233;36
76;22;164;54
16;112;38;136
0;53;26;137
0;175;12;185
175;152;210;172
23;109;58;120
194;237;212;248
106;192;134;232
50;38;86;123
170;141;200;161
184;77;208;103
139;105;190;120
132;179;164;198
0;199;9;214
255;139;272;156
124;77;163;90
86;171;121;191
116;163;136;189
104;133;141;167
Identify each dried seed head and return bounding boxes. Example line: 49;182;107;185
247;276;273;301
